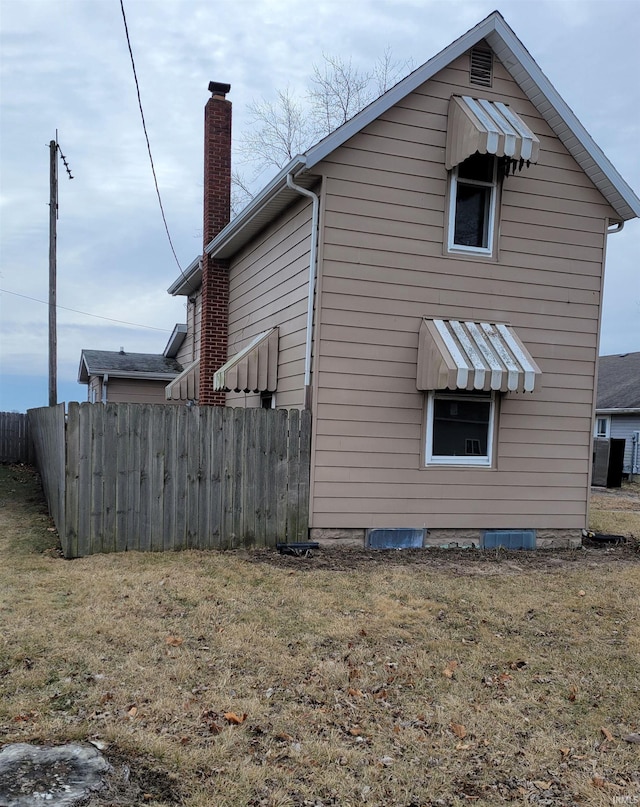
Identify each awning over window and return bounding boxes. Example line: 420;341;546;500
445;96;540;171
417;319;541;393
214;327;278;393
165;358;200;401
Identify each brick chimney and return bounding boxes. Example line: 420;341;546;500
199;81;231;406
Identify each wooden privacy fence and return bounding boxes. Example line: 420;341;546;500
29;403;311;558
0;412;35;464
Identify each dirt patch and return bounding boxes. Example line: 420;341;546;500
244;538;639;574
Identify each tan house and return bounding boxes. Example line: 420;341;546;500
167;12;640;549
79;325;186;404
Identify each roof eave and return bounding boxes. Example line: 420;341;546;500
204;157;309;260
596;407;640;415
168;255;202;297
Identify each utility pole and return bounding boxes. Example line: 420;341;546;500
48;138;58;407
48;133;73;408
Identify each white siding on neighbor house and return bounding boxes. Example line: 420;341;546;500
224;194;313;409
308;48;616;532
610;415;640;473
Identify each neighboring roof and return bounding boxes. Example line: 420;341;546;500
596;352;640;411
78;350;183;384
182;9;638;271
417;319;541;394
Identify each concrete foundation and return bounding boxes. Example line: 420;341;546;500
309;527;583;550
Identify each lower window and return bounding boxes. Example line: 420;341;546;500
426;390;495;466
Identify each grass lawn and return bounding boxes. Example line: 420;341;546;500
0;464;639;806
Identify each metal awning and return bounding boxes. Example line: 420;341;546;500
165;358;199;401
417;319;541;393
446;95;540;171
214;327;279;393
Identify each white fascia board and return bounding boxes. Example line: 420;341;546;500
168;255;202;297
485;19;640;220
90;371;180;381
204;157;308;258
77;354;91;384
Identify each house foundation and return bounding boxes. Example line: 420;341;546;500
309;527;582;550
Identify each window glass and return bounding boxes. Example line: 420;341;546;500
454;185;490;247
432;397;491;457
448;152;497;254
426;391;495;466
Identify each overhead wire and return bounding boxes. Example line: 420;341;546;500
0;288;172;332
119;0;188;279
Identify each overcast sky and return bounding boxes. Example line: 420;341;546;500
1;0;639;412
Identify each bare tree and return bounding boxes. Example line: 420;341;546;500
233;49;413;214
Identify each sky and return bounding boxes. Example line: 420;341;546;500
1;0;639;413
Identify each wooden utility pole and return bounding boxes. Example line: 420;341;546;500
48;138;58;408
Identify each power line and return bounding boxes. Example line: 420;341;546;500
0;288;172;332
119;0;185;277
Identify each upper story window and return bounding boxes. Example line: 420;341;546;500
448;152;498;255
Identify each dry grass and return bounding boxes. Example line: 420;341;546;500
589;478;640;539
1;464;639;807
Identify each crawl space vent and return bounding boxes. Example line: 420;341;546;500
470;46;493;87
482;530;536;550
366;528;425;550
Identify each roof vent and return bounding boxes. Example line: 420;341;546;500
470;46;493;87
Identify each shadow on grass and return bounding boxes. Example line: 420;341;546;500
0;463;61;556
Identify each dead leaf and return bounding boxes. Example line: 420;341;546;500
275;732;293;741
443;660;458;679
349;726;362;736
623;733;640;744
450;722;467;739
373;689;387;700
592;776;605;788
600;726;614;742
568;686;578;702
508;659;527;670
165;636;184;647
349;668;361;680
533;780;552;790
224;711;247;724
455;742;471;750
348;687;364;698
559;747;571;758
127;706;138;718
578;590;586;597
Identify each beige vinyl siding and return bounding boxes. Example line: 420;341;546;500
225;195;312;409
176;291;201;366
105;378;178;405
308;48;615;532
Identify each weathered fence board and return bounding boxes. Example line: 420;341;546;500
29;403;311;558
0;412;35;464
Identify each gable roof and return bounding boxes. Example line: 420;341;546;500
78;350;183;384
200;10;639;265
596;352;640;411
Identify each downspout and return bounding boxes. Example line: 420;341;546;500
286;173;320;410
102;373;108;404
607;221;624;234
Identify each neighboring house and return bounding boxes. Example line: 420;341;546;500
595;352;640;476
167;12;640;548
79;324;186;404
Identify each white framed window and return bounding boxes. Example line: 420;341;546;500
447;152;498;255
425;390;495;466
594;416;610;438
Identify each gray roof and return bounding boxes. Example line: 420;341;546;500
596;352;640;411
78;350;183;384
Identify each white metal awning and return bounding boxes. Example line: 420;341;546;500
165;359;199;401
214;327;279;393
446;95;540;170
417;319;541;393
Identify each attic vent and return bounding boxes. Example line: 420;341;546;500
470;46;493;87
